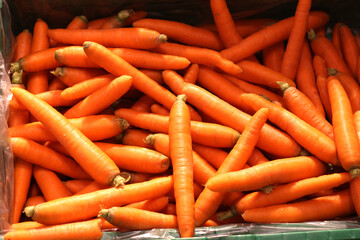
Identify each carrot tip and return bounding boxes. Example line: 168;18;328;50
83;41;92;49
176;94;187;102
260;184;276;194
276;81;290;92
98;209;110;219
117;9;134;22
77;15;88;24
327;68;338;76
307;29;317;41
111;173;129;187
23;206;35;218
144;134;154;145
10;61;21;73
216;206;238;221
116;117;130;130
156;34;168;44
50;67;64;77
350;168;360;179
11;70;23;84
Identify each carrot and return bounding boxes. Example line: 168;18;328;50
60;74;114;100
277;81;334;139
48;78;67;91
8;82;30;127
181;83;302;157
125;196;169;212
145;133;216;186
328;68;360;113
280;0;312;80
10;137;90;179
152;42;242;76
355;110;360;141
33;166;73;201
63;75;133;118
66;15;88;29
74;181;109;195
183;64;199;84
63;179;93;194
133;18;224;51
313;54;328;77
12;29;32;62
10;115;129;142
55;46;190;70
24;175;173;225
327;76;360;176
10;90;79;110
262;42;285;72
94;142;170;173
151;103;170;116
161;69;186;96
11;88;125;187
98;207;177;230
31;18;49;52
48;28;167;49
194;108;269;226
10;158;32;224
139;69;163;84
240;93;339;165
118;128;154;149
168;94;194;238
241;189;355;223
10;221;46;231
115;108;240;148
339;23;360;77
220;11;329;62
350;174;360;217
235;172;351;214
51;67;106;86
25;196;45;208
100;9;134;29
191;144;228;170
206;156;327;192
224;75;284;106
296;41;326;116
3;218;103;240
308;29;352;76
130;94;156;112
332;22;344;59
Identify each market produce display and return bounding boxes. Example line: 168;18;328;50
4;0;360;238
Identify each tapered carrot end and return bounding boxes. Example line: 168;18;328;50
144;134;155;145
115;117;130;130
98;209;110;219
11;70;23;84
176;94;187;102
83;41;92;49
156;34;168;44
77;15;88;24
111;173;130;187
307;29;317;41
23;206;35;218
350;168;360;179
216;206;238;221
327;68;338;76
276;81;290;93
50;67;64;77
117;9;134;23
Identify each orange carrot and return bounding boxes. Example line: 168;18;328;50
10;221;46;231
95;142;170;173
328;68;360;113
194;108;269;226
339;23;360;77
63;179;93;194
241;189;354;223
48;28;167;49
152;42;242;76
10;115;129;142
332;22;344;58
183;64;199;84
262;42;285;72
145;133;216;186
240;93;339;165
25;196;45;208
280;0;312;80
151;103;170;116
220;11;329;62
100;9;134;29
296;41;325;117
10;158;32;224
11;87;124;187
118;128;154;149
24;175;173;225
130;94;156;112
63;75;133;118
51;66;106;86
115;108;240;148
8;82;29;126
12;29;32;62
10;137;89;179
60;74;114;100
327;76;360;176
66;15;88;29
235;172;351;214
3;219;103;240
31;18;49;52
168;94;194;237
74;181;109;196
33;166;73;201
313;54;328;77
125;196;169;212
181;83;301;157
308;29;352;76
133;18;224;51
55;46;190;70
98;207;177;230
236;60;296;89
48;78;67;91
355;110;360;141
350;174;360;217
191;144;228;170
206;156;327;192
277;81;334;139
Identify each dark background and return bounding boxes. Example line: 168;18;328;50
6;0;360;35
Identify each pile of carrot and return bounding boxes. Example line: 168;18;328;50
4;0;360;239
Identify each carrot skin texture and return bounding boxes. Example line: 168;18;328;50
25;175;173;225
